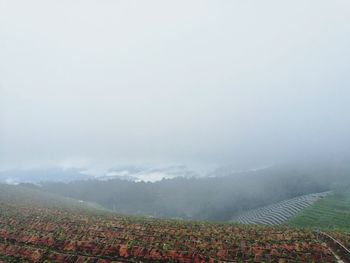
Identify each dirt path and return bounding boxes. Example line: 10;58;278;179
317;231;350;263
328;246;345;263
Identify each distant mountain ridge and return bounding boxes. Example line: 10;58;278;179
0;168;90;184
0;165;200;184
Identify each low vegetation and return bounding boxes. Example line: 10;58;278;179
288;189;350;231
0;184;343;263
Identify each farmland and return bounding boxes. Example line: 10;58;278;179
288;190;350;231
0;185;341;263
231;192;329;225
0;203;339;262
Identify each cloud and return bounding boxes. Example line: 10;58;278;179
1;0;350;170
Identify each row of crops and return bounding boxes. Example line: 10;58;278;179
231;192;330;225
0;198;338;263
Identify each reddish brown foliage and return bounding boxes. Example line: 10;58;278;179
0;202;338;262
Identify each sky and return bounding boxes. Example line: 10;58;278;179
1;0;350;171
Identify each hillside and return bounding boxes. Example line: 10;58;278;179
0;184;107;213
288;189;350;231
0;184;340;262
37;161;349;221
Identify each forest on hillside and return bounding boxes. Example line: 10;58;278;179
36;161;350;221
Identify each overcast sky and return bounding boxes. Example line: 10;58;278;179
1;0;350;170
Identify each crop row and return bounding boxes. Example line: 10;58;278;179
0;202;336;262
231;192;329;225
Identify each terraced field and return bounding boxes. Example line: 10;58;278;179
288;190;350;231
0;185;340;262
0;203;339;262
231;192;330;225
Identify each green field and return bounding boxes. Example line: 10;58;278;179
288;189;350;231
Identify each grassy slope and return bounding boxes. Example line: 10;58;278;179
287;190;350;231
0;183;110;214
